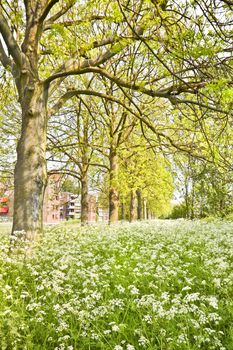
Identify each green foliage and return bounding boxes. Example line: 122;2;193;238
225;212;233;222
118;137;174;218
61;178;80;195
169;202;188;219
174;154;233;219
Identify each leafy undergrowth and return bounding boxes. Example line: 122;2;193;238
0;220;232;350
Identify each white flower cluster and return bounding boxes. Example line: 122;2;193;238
0;219;232;349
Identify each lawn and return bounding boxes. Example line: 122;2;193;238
0;222;12;235
0;220;232;349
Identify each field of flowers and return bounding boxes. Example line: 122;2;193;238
0;220;232;350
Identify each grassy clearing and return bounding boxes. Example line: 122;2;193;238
0;220;232;349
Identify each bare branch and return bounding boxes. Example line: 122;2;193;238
60;67;230;116
49;90;77;117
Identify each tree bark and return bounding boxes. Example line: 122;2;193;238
143;198;147;220
136;189;142;220
121;200;125;220
109;149;119;223
81;170;88;225
184;176;190;219
190;180;195;219
12;82;48;240
130;189;137;222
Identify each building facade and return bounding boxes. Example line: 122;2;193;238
0;175;106;223
43;174;61;223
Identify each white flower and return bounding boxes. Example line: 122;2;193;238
182;286;192;291
128;285;140;295
177;334;186;344
112;324;120;332
143;315;152;324
207;296;218;309
138;336;149;347
126;344;135;350
116;284;125;293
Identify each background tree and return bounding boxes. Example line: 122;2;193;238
118;135;174;221
48;88;109;225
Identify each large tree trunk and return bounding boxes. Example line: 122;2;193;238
12;83;48;241
130;189;137;222
109;149;119;223
190;180;195;219
136;189;142;220
143;198;147;220
121;200;126;221
184;176;190;219
81;170;88;225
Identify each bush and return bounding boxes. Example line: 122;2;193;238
169;202;188;219
225;212;233;221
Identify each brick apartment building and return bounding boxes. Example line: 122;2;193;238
0;175;105;223
0;182;13;222
43;175;98;223
43;174;61;223
60;192;97;222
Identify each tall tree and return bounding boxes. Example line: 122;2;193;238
118;135;174;220
48;91;107;225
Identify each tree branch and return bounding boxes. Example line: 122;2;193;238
169;97;232;115
44;15;109;31
45;39;129;85
0;38;11;68
59;67;171;97
40;0;60;22
48;169;81;181
44;0;76;26
49;89;145;117
0;12;22;68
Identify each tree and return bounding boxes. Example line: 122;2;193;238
48;90;107;225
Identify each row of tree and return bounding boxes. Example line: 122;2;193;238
48;87;174;224
0;0;232;239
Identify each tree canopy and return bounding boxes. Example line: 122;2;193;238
0;0;232;236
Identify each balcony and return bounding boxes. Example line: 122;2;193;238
0;207;9;213
0;197;9;203
68;203;75;208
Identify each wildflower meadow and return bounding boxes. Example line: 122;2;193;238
0;220;232;350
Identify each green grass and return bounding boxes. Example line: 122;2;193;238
0;220;232;349
0;222;12;235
